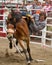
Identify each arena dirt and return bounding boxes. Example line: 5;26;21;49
0;38;52;65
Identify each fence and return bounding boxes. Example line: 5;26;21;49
0;8;7;37
30;17;52;48
0;8;52;48
29;9;52;48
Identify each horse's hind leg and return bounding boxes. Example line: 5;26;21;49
18;40;30;64
26;38;33;61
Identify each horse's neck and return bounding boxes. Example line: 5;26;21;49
21;18;26;23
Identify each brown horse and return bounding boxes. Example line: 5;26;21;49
6;10;33;65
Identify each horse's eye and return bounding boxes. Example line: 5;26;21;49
8;18;12;21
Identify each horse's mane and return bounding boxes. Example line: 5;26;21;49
7;11;22;28
11;11;22;22
7;10;34;34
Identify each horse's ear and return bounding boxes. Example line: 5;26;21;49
13;18;16;22
26;16;29;20
7;24;14;29
11;8;14;13
6;19;10;25
8;13;12;19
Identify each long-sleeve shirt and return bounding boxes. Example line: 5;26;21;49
26;19;46;34
34;20;46;32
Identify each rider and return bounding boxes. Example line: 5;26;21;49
33;11;47;35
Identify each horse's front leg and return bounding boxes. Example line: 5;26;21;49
7;33;13;49
9;40;12;49
7;37;12;49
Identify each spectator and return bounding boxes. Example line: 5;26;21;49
25;1;33;14
42;2;46;7
33;0;38;9
35;2;42;9
42;0;51;12
33;10;41;21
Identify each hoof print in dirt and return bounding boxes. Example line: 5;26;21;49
5;53;10;57
27;63;31;65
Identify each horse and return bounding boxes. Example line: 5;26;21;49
6;10;33;65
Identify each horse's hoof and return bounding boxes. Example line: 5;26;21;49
27;61;31;65
9;45;12;49
20;50;24;53
9;42;12;49
15;51;18;53
30;58;33;61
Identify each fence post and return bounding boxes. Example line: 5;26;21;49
51;36;52;48
41;18;47;47
41;27;46;46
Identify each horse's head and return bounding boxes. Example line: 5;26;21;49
7;10;22;39
7;11;14;31
7;9;16;22
6;10;15;39
7;23;15;40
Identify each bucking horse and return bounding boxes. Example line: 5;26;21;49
6;10;33;65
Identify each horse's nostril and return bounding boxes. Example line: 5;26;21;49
7;29;14;33
7;33;13;40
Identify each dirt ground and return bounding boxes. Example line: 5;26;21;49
0;38;52;65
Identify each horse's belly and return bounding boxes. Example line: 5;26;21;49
14;30;28;40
